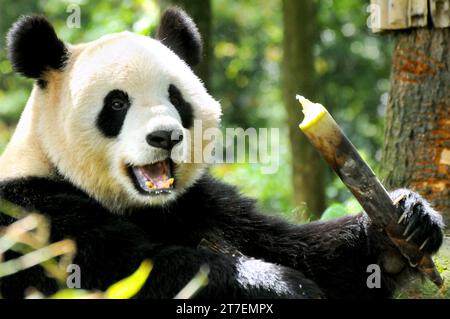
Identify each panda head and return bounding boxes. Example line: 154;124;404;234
4;8;221;212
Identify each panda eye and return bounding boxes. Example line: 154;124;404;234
168;84;193;129
170;95;180;105
97;89;132;138
111;98;127;111
104;90;131;111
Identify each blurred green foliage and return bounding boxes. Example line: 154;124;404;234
210;0;391;218
396;245;450;299
0;0;391;219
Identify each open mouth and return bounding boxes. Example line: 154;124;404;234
128;159;175;195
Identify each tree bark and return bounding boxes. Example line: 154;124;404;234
382;28;449;233
159;0;212;88
282;0;326;220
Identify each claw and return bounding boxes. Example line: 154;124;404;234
403;222;413;237
419;238;429;251
398;211;408;224
406;228;419;242
393;194;406;206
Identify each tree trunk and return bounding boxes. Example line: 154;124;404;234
159;0;212;88
282;0;326;220
382;28;449;233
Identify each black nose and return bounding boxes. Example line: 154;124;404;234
146;130;183;150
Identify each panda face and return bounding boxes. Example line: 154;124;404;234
3;12;221;213
48;32;221;211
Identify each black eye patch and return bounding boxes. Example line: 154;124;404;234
97;89;131;138
169;84;193;129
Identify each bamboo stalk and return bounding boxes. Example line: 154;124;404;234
0;239;76;279
296;95;443;287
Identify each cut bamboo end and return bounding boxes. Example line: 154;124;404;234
296;95;327;130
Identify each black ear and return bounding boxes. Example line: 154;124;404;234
6;15;68;79
156;7;202;67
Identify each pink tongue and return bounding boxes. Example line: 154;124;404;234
139;162;168;188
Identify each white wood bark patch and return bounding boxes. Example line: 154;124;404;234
430;0;450;27
370;0;449;32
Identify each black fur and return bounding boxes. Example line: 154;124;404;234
0;175;444;299
6;15;68;80
156;7;202;67
169;84;194;128
96;90;131;138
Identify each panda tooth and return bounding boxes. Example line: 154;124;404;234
163;178;174;188
146;181;155;189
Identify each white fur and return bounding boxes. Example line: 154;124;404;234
236;257;293;295
0;32;222;213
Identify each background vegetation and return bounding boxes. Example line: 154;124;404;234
0;0;448;298
0;0;392;220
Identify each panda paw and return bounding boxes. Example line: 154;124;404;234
389;189;444;255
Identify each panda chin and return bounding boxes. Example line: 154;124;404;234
128;159;175;196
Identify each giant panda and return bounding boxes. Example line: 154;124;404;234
0;8;444;299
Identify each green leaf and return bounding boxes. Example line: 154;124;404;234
320;203;348;221
105;260;153;299
50;289;93;299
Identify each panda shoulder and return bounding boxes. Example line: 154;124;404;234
0;177;100;215
184;174;258;213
